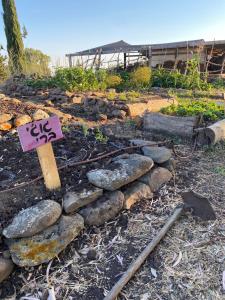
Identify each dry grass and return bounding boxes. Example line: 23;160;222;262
5;143;225;300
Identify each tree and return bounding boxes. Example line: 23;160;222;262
23;48;51;76
2;0;24;74
0;52;8;81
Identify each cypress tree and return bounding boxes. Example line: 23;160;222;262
2;0;24;74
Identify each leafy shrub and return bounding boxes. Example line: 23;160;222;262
118;92;127;101
107;91;116;100
152;59;212;91
126;90;140;101
131;66;151;88
161;100;224;121
23;48;51;76
212;78;225;90
0;52;9;82
106;74;122;88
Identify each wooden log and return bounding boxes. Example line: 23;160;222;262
144;112;199;137
104;206;184;300
198;119;225;145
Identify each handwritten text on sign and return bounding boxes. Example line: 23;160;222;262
18;116;64;152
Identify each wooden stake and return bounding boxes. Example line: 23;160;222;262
36;142;61;190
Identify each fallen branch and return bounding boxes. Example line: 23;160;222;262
104;206;183;300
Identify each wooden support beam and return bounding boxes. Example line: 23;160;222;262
68;55;72;67
124;53;127;69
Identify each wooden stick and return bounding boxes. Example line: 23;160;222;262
36;142;61;190
104;206;184;300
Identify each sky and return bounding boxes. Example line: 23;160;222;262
0;0;225;61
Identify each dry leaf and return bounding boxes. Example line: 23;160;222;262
173;251;182;267
151;267;157;278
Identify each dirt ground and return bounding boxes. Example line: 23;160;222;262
0;123;225;299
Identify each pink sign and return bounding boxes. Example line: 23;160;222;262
17;115;64;152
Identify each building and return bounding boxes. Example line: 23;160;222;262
66;39;225;75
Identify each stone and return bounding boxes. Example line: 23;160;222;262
33;109;49;121
80;191;124;226
98;114;108;121
7;214;84;267
142;146;171;164
159;158;176;172
3;200;62;239
0;258;14;283
111;109;127;119
63;187;103;213
139;167;172;192
71;96;82;104
11;98;21;105
123;181;153;209
87;154;154;191
14;114;32;127
0;113;13;124
0;93;6;99
0;122;12;131
130;139;156;147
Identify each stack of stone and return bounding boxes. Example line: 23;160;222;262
0;139;174;281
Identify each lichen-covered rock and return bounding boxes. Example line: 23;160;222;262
87;154;154;191
142;146;171;164
3;200;62;239
123;181;153;209
14;114;32;127
79;191;124;226
64;187;103;213
0;258;14;283
7;214;84;267
0;113;13;124
139;167;172;192
33;109;49;121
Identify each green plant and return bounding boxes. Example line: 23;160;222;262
106;74;122;88
2;0;24;74
161;99;224;121
82;124;89;137
118;92;127;101
0;52;8;81
126;90;140;101
94;127;108;143
107;91;116;100
214;166;225;176
23;48;51;76
212;78;225;90
130;66;151;88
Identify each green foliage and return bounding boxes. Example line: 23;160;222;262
82;124;89;137
152;59;212;91
214;166;225;176
0;52;9;82
94;127;108;143
161;100;224;121
118;92;127;101
26;76;56;89
107;91;116;100
126;90;140;101
2;0;24;74
23;48;51;76
212;78;225;90
106;74;122;88
131;66;151;88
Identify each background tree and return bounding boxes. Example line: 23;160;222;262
2;0;24;74
0;51;8;82
23;48;51;76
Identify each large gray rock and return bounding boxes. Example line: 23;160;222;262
64;187;103;213
79;191;124;226
139;167;172;192
142;146;171;164
7;214;84;267
87;154;154;191
0;258;14;283
123;181;153;209
3;200;62;239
